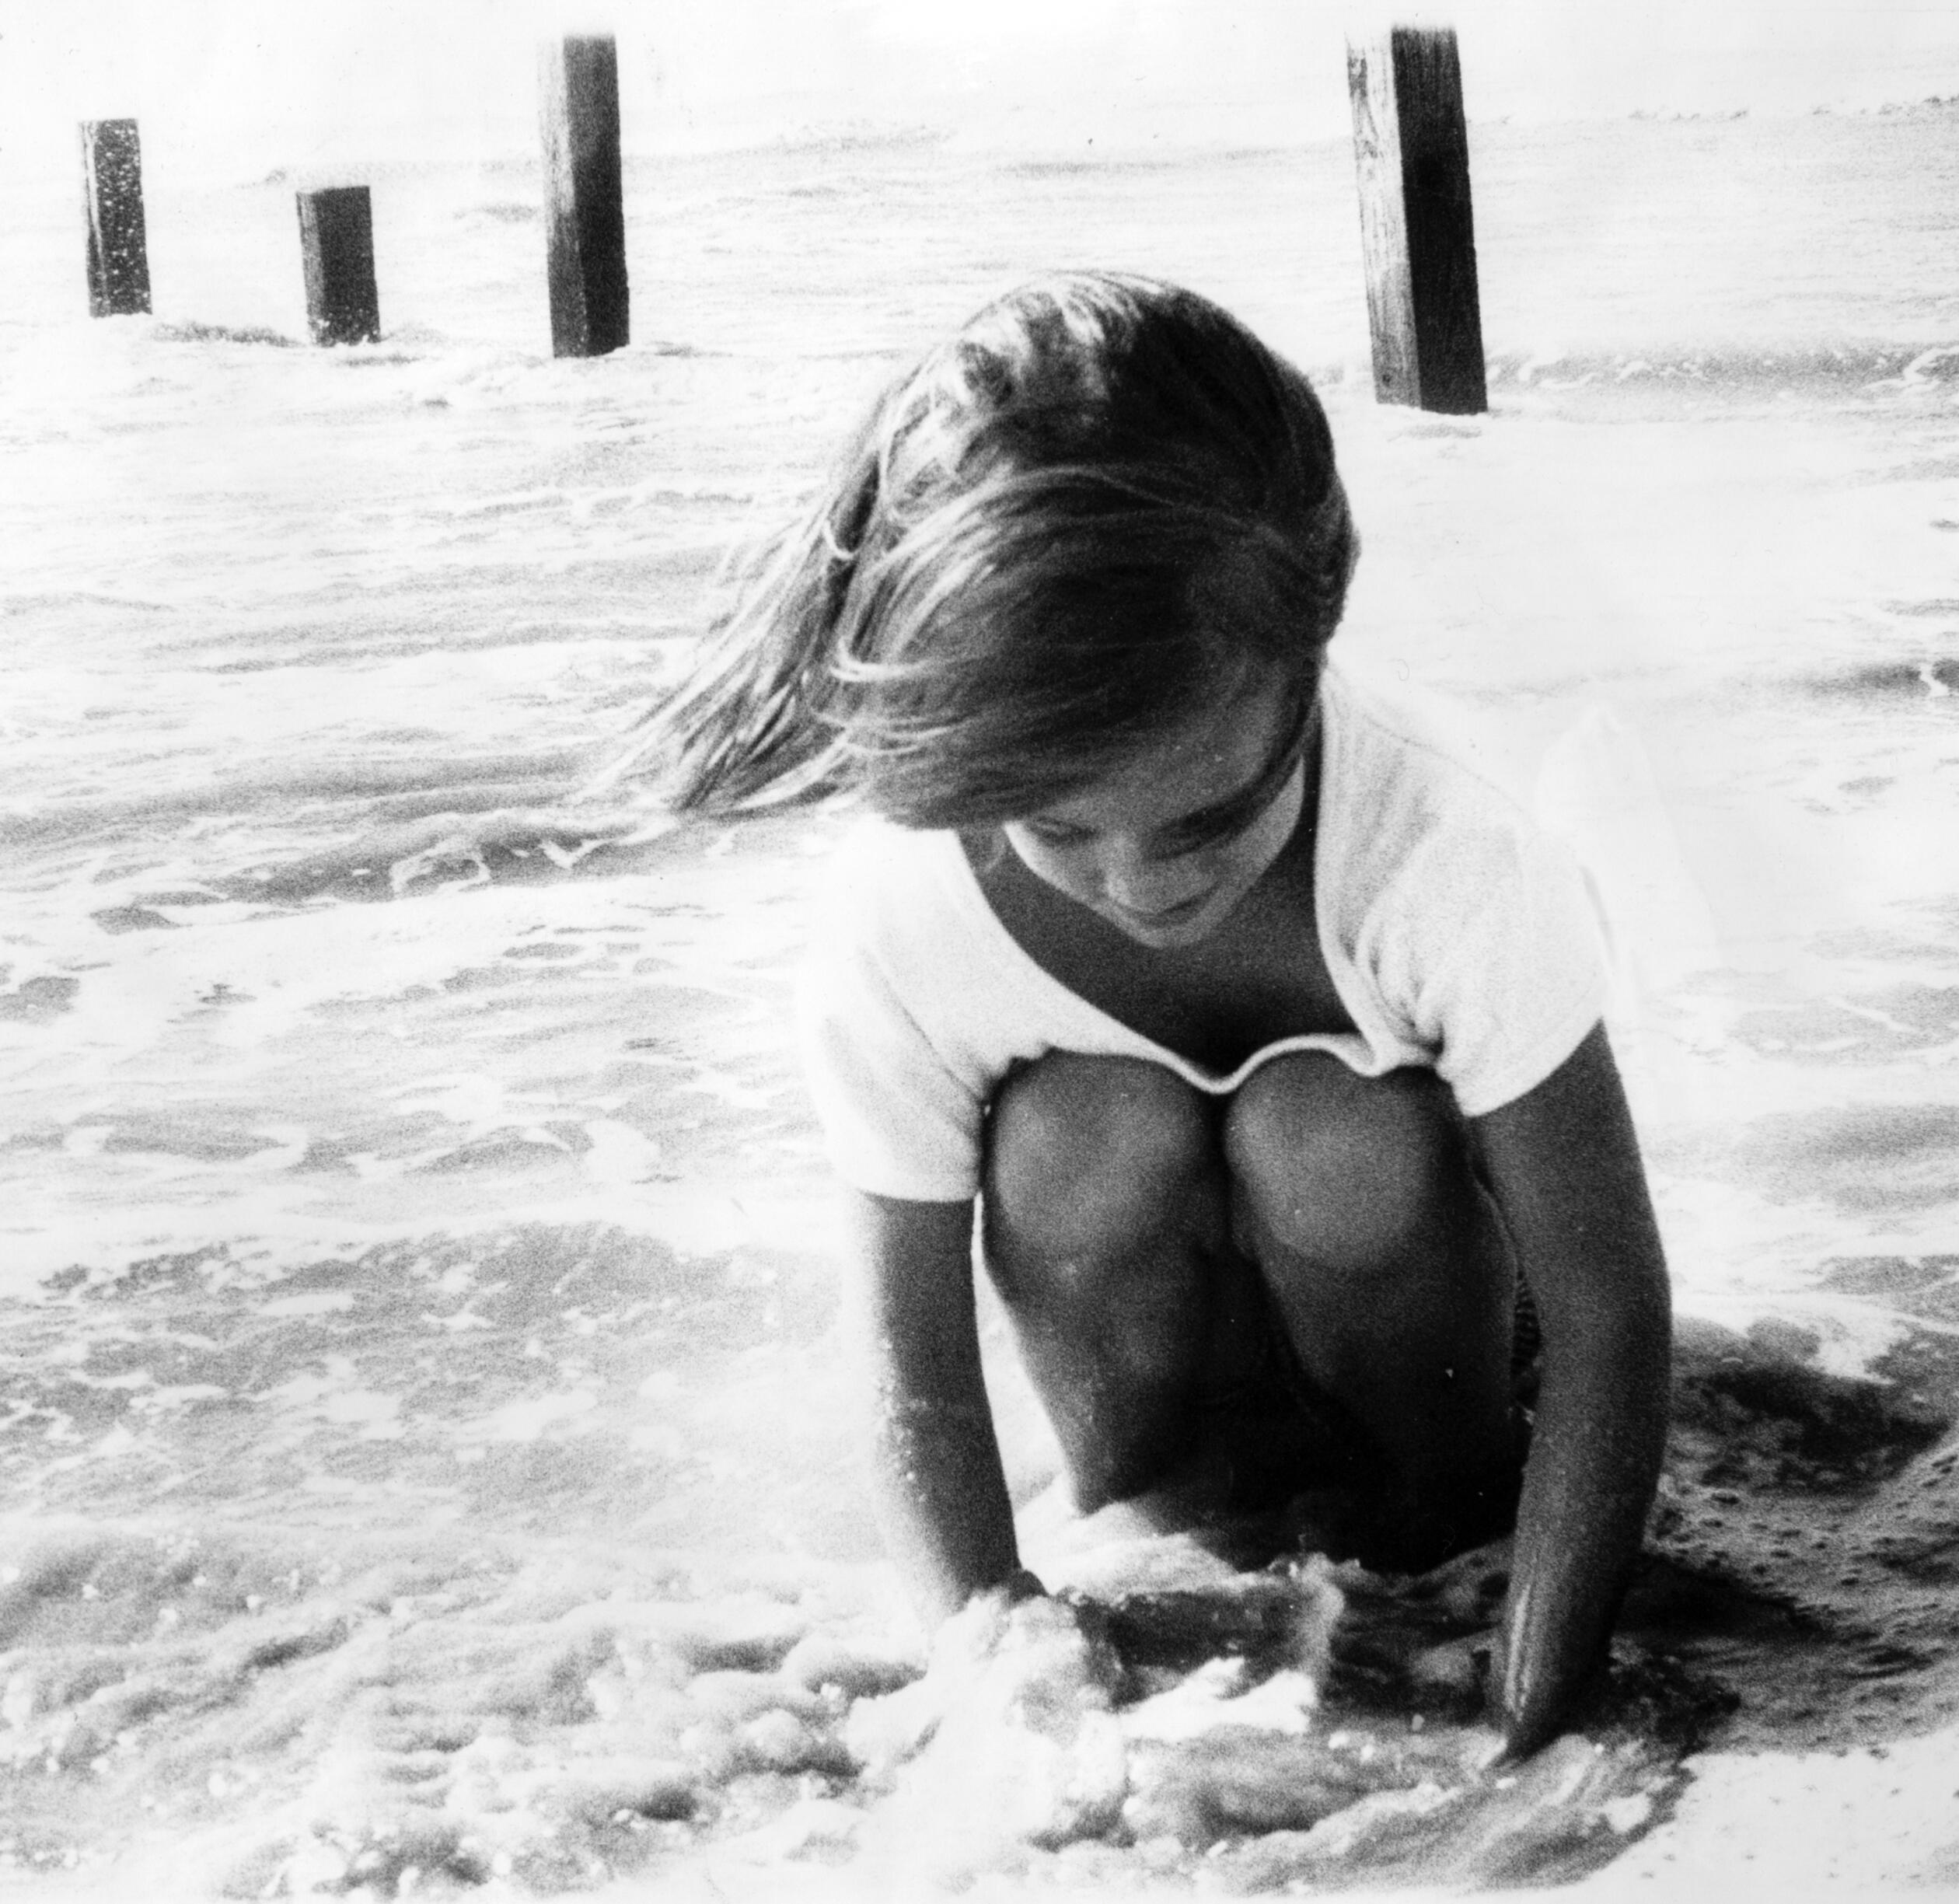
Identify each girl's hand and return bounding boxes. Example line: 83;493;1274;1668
846;1579;1129;1858
1482;1627;1611;1763
927;1577;1122;1742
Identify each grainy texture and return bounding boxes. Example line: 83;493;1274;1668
536;36;629;358
79;118;151;319
1346;29;1486;414
295;187;381;346
1346;43;1416;406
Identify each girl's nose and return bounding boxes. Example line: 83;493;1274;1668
1098;837;1210;915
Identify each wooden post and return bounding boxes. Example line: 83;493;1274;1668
538;35;629;358
296;187;381;344
1346;26;1486;415
80;119;152;317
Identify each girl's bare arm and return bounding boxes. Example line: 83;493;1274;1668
1469;1022;1673;1759
840;1187;1028;1623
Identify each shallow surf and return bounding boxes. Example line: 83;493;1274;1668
2;106;1957;1894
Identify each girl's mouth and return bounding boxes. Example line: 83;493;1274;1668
1107;889;1214;932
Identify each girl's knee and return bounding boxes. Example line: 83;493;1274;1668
1224;1056;1464;1269
986;1053;1215;1255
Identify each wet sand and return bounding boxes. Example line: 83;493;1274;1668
5;812;1959;1896
2;117;1956;1897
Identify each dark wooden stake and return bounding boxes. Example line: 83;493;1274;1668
296;186;381;344
538;34;629;358
1346;26;1486;414
80;119;152;317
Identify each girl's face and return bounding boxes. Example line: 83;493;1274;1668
1001;672;1312;950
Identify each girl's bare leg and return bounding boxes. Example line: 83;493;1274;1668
1224;1053;1521;1563
983;1053;1259;1514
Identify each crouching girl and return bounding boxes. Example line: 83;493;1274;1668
641;272;1671;1757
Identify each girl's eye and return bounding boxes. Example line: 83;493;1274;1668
1025;821;1093;849
1168;802;1255;852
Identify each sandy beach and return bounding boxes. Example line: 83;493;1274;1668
2;89;1958;1895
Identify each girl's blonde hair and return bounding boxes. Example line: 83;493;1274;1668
640;271;1357;828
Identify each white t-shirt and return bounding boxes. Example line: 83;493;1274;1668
796;661;1607;1203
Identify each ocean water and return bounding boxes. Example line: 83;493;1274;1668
1;107;1957;1895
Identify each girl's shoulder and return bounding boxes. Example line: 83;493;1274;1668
1321;658;1541;834
807;813;977;959
822;811;964;893
1315;659;1591;955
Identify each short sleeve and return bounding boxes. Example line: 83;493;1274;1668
1381;819;1608;1118
794;865;984;1204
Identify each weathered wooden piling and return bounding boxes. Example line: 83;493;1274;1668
1346;27;1486;414
80;119;152;316
538;34;629;358
296;187;381;344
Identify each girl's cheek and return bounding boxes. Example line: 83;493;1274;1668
1005;833;1091;893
